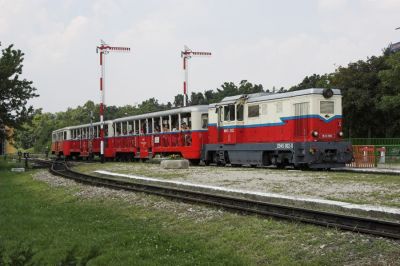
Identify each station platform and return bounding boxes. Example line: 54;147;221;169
336;167;400;175
95;170;400;222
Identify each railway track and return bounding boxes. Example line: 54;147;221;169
31;159;400;239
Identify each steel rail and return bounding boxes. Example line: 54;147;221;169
34;159;400;239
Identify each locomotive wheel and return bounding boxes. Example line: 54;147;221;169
203;160;211;166
276;163;285;169
189;159;200;166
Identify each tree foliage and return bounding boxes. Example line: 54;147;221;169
290;50;400;138
13;45;400;152
0;43;38;139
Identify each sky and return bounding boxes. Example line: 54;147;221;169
1;0;399;112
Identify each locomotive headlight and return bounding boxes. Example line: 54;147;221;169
312;131;319;137
338;131;344;137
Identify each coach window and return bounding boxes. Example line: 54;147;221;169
171;114;179;131
148;118;153;133
128;121;134;135
180;113;191;130
162;116;169;132
224;104;235;121
248;105;260;118
118;122;122;135
139;119;146;134
236;104;244;121
153;117;161;133
104;125;108;137
133;120;138;135
122;122;127;135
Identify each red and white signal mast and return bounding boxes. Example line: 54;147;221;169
181;46;211;106
96;40;130;163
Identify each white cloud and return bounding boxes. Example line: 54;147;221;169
317;0;348;11
2;0;399;112
29;16;89;63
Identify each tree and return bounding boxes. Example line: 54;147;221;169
0;43;38;139
289;74;331;91
377;52;400;137
173;94;184;107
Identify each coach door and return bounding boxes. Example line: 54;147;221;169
294;102;309;140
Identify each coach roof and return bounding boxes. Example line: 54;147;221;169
113;105;209;123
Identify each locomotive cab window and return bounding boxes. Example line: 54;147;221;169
248;105;260;118
320;101;334;114
236;104;244;121
224;104;235;121
201;113;208;129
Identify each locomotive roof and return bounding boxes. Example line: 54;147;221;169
214;88;341;106
113;105;209;123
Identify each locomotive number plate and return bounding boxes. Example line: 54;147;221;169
276;143;293;149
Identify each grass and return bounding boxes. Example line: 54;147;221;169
1;161;400;265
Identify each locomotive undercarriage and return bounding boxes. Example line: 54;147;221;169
201;142;353;169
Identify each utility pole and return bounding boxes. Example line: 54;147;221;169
96;40;130;163
181;46;211;106
89;111;94;160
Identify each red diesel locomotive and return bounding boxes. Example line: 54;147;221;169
52;88;353;168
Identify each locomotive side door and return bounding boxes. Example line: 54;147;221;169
221;104;237;144
294;102;310;141
216;106;222;143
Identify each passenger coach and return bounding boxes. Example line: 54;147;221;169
52;106;209;164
